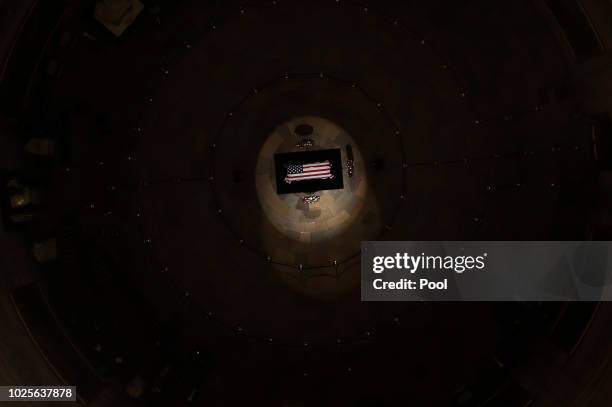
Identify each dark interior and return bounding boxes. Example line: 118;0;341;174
1;0;612;406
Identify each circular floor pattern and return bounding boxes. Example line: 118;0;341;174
24;5;600;403
112;0;574;348
124;1;488;344
210;74;406;270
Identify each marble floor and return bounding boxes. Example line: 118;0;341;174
43;0;586;349
256;116;370;261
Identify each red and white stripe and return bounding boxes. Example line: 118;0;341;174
285;161;332;183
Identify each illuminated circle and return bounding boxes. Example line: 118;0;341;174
256;116;369;245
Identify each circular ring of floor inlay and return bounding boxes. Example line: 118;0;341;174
209;73;407;270
93;1;484;346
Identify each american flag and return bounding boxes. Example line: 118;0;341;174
284;161;333;183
